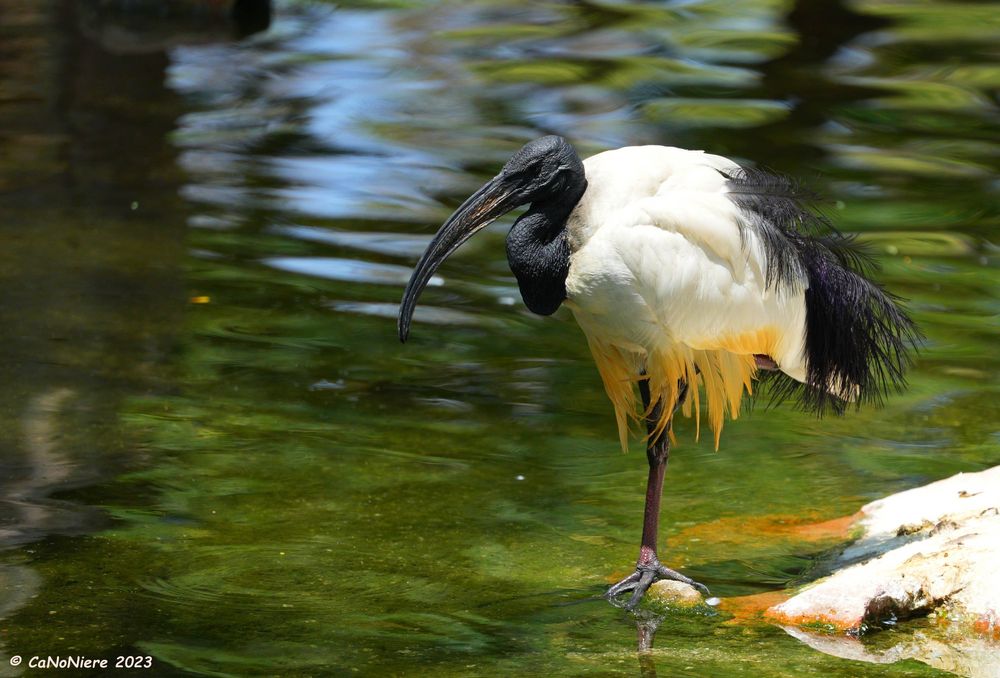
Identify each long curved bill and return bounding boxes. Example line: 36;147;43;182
398;173;521;342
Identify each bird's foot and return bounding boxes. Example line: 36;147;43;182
605;557;709;610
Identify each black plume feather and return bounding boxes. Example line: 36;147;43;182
721;167;920;414
721;167;830;289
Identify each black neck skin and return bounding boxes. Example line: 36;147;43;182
505;176;587;316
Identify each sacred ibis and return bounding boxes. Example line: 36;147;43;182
398;136;916;609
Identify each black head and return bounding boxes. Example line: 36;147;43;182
398;135;583;341
498;135;584;198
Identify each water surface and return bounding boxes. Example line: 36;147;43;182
0;0;997;675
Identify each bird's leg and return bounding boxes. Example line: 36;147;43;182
606;378;709;609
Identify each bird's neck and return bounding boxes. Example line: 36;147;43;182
506;175;587;316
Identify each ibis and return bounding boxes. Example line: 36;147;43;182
398;136;916;609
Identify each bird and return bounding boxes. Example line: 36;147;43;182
397;135;917;609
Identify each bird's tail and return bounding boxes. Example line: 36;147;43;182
764;238;920;412
724;166;919;412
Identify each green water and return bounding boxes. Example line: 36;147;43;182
1;0;997;675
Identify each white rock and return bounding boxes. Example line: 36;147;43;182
769;465;1000;635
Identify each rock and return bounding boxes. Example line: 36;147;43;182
647;580;704;607
767;466;1000;636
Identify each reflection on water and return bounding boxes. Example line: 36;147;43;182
0;0;997;676
262;255;442;286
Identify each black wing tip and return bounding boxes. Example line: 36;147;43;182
769;268;921;417
719;166;824;206
722;165;836;290
722;163;922;417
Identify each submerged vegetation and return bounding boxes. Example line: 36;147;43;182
0;0;997;675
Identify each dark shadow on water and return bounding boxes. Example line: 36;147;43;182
0;0;270;666
76;0;271;53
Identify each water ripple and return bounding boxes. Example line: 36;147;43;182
261;256;441;287
270;225;433;259
328;301;492;328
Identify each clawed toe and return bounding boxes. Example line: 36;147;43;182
655;564;710;597
607;568;658;610
606;570;642;598
605;558;709;609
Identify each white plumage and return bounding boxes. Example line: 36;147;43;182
563;146;810;449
